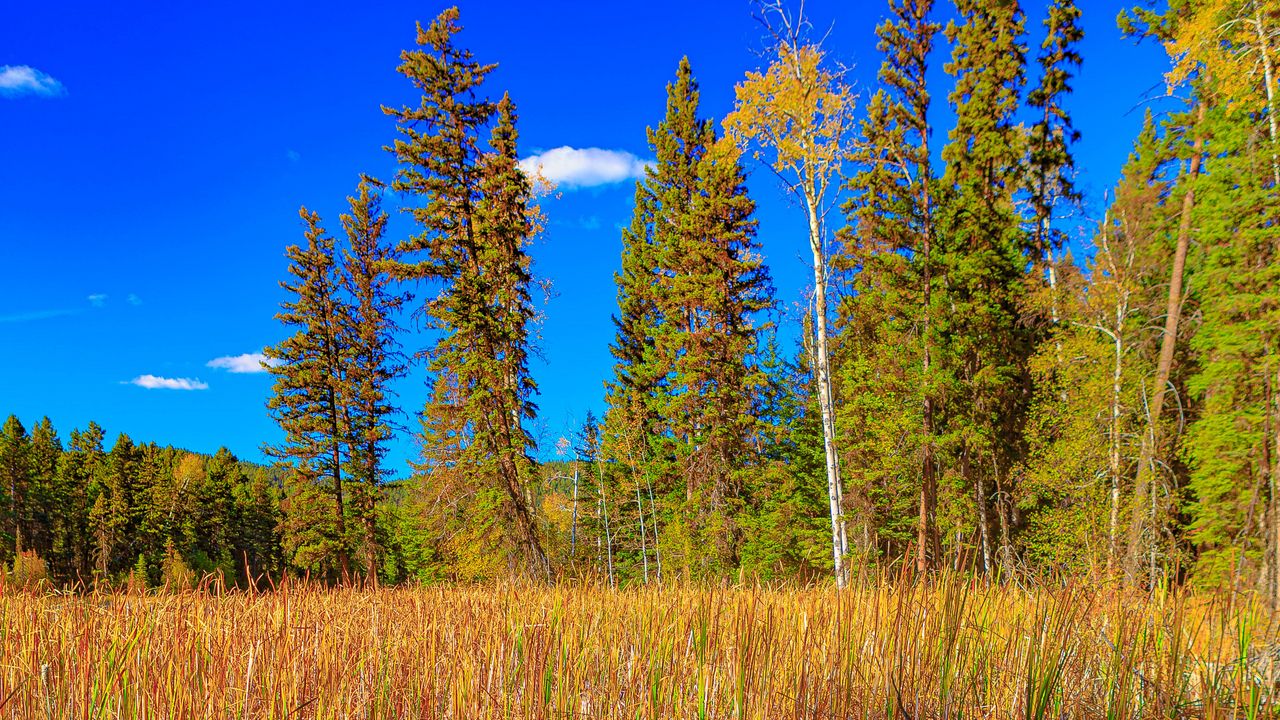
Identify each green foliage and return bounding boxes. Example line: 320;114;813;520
1183;99;1280;589
604;58;774;582
384;9;549;579
15;0;1280;593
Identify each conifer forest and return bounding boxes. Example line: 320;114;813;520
4;0;1280;716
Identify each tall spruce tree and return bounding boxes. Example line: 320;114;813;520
0;415;30;563
1184;100;1280;595
339;177;407;581
1025;0;1083;277
844;0;942;570
50;422;104;583
265;208;354;580
26;417;61;563
605;58;772;579
384;10;548;578
938;0;1031;573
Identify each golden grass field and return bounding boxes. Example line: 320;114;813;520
1;575;1277;719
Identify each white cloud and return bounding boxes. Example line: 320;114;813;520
207;352;279;374
518;147;650;189
0;65;65;99
87;293;107;307
128;375;209;391
127;294;142;306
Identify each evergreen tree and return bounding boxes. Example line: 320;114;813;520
339;177;407;581
265;207;354;580
384;10;549;578
741;320;847;580
1184;100;1280;593
1025;0;1084;273
0;415;30;563
232;462;284;585
90;433;139;580
50;422;105;584
843;0;943;570
26;417;61;562
937;0;1032;573
606;58;773;579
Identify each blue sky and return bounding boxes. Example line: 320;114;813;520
0;1;1174;472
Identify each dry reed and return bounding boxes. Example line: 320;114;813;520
1;573;1276;718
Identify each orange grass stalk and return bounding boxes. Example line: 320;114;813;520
0;574;1276;719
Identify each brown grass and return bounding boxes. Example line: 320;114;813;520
1;573;1277;718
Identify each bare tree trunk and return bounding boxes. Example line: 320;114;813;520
635;477;649;583
1108;319;1125;575
11;474;20;557
594;455;615;588
968;445;992;575
806;196;849;588
995;463;1014;573
1046;231;1065;374
570;461;580;559
1253;2;1280;188
647;480;662;583
1127;103;1206;585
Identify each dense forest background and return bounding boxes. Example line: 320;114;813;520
3;0;1279;596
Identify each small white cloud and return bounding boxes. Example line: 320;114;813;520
518;147;650;189
127;294;142;306
0;65;65;99
286;149;300;163
87;293;107;307
207;352;280;374
128;375;209;391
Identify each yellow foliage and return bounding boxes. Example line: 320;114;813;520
723;42;854;202
1162;0;1278;114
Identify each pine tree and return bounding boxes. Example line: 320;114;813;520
1025;0;1084;273
606;58;773;579
1184;100;1280;593
937;0;1032;574
634;57;715;579
384;10;549;578
232;463;284;585
90;433;138;580
740;324;832;580
339;177;407;581
49;422;104;584
0;415;30;563
265;207;354;580
844;0;942;570
603;179;663;583
676;136;773;573
26;417;61;562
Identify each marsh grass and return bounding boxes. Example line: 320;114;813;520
0;571;1276;718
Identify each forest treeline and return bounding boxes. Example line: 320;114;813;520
0;417;282;587
4;0;1279;595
